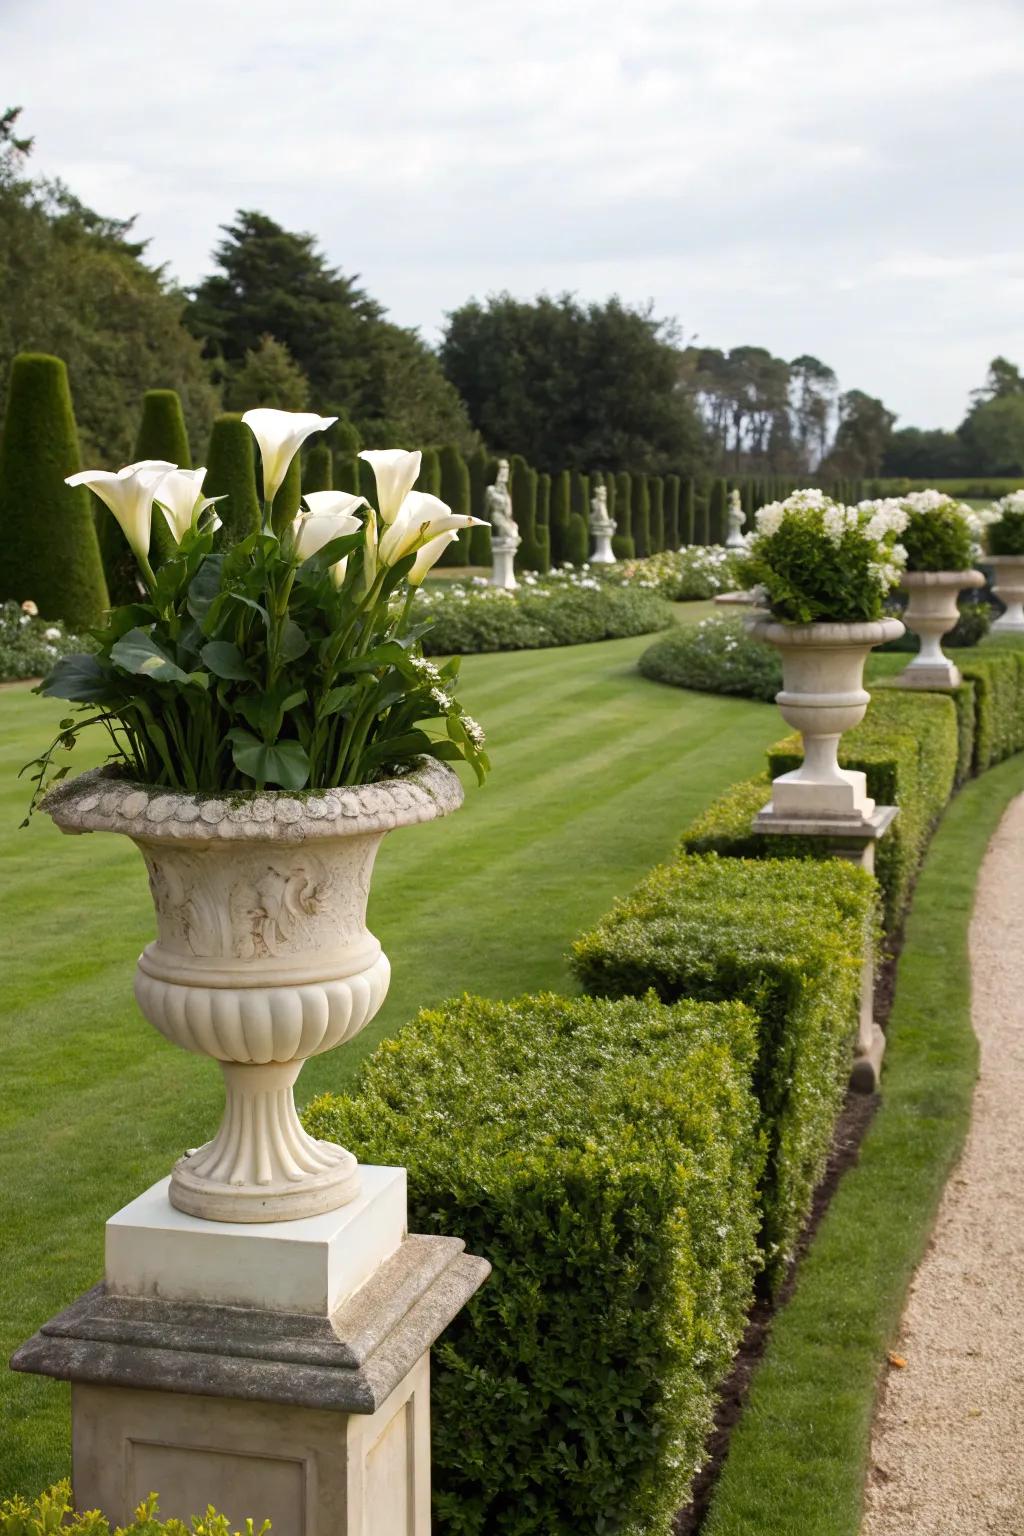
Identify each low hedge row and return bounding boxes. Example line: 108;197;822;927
639;617;781;702
572;854;875;1289
961;646;1024;770
306;992;763;1536
681;689;961;930
417;583;673;655
0;1484;262;1536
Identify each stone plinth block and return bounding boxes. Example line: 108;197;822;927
490;536;519;590
106;1168;408;1315
12;1227;490;1535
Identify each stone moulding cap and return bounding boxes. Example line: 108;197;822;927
40;757;465;845
746;610;905;647
901;569;986;586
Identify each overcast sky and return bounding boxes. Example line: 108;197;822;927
5;0;1023;430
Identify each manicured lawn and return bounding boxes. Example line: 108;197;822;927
703;750;1024;1536
0;615;776;1495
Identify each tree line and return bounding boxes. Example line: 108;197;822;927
1;106;1020;491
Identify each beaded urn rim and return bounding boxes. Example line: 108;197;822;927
40;757;464;844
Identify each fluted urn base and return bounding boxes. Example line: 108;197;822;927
171;1061;360;1222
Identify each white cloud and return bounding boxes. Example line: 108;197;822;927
4;0;1024;427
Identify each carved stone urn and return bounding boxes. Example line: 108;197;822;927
747;613;904;820
895;569;985;688
42;759;463;1223
988;555;1024;634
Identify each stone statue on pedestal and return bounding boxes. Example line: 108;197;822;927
487;459;520;590
726;489;748;550
589;485;617;564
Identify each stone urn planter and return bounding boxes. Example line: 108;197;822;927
747;612;904;819
41;758;463;1223
895;569;985;688
987;555;1024;634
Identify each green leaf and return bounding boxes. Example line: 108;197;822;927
187;556;225;621
110;628;190;685
361;729;433;767
39;652;120;704
278;619;309;663
200;640;253;681
320;684;360;718
226;729;310;789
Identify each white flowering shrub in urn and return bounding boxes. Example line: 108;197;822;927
25;413;489;1222
885;489;985;687
983;491;1024;633
742;490;906;820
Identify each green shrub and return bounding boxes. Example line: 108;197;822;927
438;444;472;566
986;493;1024;555
709;479;728;544
766;689;959;927
604;547;745;601
960;647;1024;769
572;853;875;1287
639;616;781;701
205;412;261;548
682;477;696;545
0;599;93;682
612;471;634;559
633;474;651;557
305;990;763;1535
511;455;542;572
649;475;665;553
134;389;193;565
0;353;109;627
334;453;360;495
416;445;441;497
664;474;681;548
303;440;333;492
535;470;552;574
746;492;905;624
416;577;672;655
549;469;571;562
898;492;975;571
565;512;589;566
0;1485;268;1536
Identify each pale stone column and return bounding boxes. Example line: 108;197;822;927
12;1169;489;1535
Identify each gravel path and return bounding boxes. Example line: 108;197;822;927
862;793;1024;1536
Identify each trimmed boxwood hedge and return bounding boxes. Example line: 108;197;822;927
681;689;961;931
961;647;1024;770
305;992;763;1536
572;854;876;1289
418;584;673;655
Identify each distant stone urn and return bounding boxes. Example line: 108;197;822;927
42;760;463;1223
896;569;985;689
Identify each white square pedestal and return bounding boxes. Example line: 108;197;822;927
106;1166;407;1315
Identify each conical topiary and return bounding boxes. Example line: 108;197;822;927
206;413;261;548
303;442;333;493
438;444;472;567
511;455;542;572
134;389;192;565
415;447;441;499
632;476;651;558
649;476;665;554
536;471;552;573
681;478;696;545
566;511;589;565
0;352;108;626
470;454;496;567
271;453;301;537
612;472;635;559
335;455;360;495
549;470;570;564
664;475;680;549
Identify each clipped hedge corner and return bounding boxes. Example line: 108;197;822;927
304;991;764;1536
572;854;877;1287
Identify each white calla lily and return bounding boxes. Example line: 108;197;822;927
242;409;337;506
409;530;459;585
359;449;422;524
292;490;368;587
66;459;176;563
378;491;486;567
154;467;226;545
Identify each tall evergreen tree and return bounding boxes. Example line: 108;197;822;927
709;478;728;544
303;442;333;493
414;447;441;499
206;412;261;547
612;472;635;559
536;471;552;573
549;469;571;563
681;477;696;545
511;455;542;572
566;511;589;565
271;454;301;536
0;352;108;625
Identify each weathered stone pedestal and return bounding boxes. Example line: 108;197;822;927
490;535;519;590
754;803;898;1093
590;524;616;563
12;1168;489;1535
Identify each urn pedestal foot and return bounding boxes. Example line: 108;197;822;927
490;537;519;589
895;658;962;690
170;1061;360;1223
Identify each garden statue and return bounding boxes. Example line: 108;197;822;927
488;458;520;589
726;489;748;549
589;484;617;564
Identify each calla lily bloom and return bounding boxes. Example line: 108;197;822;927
66;460;176;562
292;490;368;587
154;467;225;545
242;409;337;506
378;491;485;567
359;449;422;525
409;530;459;585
